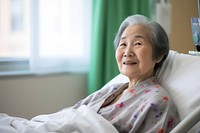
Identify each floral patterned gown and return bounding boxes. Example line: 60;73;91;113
71;77;180;133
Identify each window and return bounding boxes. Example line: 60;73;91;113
0;0;91;75
0;0;30;59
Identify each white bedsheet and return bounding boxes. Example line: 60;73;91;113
0;105;119;133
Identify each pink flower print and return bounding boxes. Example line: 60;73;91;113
152;78;158;84
116;102;124;108
155;85;160;89
144;89;151;94
157;128;164;133
167;117;174;128
140;85;145;88
163;96;169;101
129;89;135;93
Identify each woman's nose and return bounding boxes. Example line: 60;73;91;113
124;47;134;57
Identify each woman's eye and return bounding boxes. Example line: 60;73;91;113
119;43;126;47
135;42;141;46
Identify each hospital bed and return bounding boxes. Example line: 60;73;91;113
105;50;200;132
0;50;200;133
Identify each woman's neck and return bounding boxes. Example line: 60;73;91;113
128;75;153;90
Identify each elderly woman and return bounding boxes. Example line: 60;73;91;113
72;14;180;132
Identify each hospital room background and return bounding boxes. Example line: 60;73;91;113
0;0;197;120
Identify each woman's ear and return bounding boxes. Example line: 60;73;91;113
156;54;165;63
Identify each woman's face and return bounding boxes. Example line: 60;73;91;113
115;24;159;82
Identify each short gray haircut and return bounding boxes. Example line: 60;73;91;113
114;14;169;71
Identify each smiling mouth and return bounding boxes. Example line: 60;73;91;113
123;61;137;65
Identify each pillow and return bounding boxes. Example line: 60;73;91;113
104;50;200;121
156;50;200;120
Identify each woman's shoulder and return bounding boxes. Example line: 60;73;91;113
142;77;169;94
139;77;173;105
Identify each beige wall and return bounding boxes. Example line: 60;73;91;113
169;0;198;53
0;74;87;119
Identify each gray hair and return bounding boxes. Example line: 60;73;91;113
114;14;169;71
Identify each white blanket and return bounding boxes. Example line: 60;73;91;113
0;105;119;133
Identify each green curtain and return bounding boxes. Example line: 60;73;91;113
88;0;150;94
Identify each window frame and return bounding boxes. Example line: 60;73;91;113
0;58;30;76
